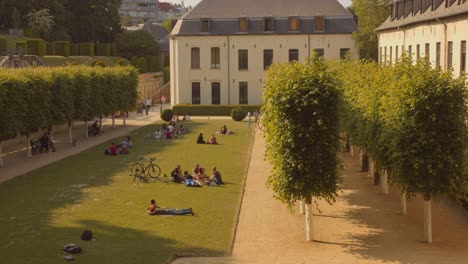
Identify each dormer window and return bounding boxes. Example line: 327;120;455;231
264;17;273;32
289;17;299;31
239;17;248;33
201;18;210;33
314;16;325;32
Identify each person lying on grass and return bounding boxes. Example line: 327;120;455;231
146;199;194;216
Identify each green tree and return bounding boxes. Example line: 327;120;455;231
26;9;55;39
263;57;342;241
161;18;173;33
351;0;390;60
121;12;133;27
115;30;159;59
136;57;148;73
12;7;21;29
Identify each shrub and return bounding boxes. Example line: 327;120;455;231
70;44;79;56
91;60;106;67
115;58;129;66
110;43;117;56
53;41;70;57
0;38;7;55
26;39;45;56
160;109;174;122
150;55;161;72
23;28;41;38
45;43;54;55
79;42;95;56
136;57;148;73
163;66;170;83
231;107;247;121
130;56;138;67
96;43;111;56
173;104;261;116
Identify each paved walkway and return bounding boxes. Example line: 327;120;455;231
173;129;468;264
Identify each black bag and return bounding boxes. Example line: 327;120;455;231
81;230;93;241
64;244;82;254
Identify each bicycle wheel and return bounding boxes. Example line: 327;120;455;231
146;164;161;178
130;163;144;176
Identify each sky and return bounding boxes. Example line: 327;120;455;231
168;0;352;8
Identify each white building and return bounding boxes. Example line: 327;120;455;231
170;0;358;106
376;0;468;77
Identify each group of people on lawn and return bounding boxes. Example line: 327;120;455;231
153;122;187;140
106;136;133;155
171;164;224;186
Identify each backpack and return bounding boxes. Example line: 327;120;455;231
63;244;82;254
81;230;93;241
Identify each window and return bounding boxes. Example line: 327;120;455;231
448;41;453;68
289;17;299;31
396;46;399;61
389;46;393;64
238;49;248;70
263;49;273;70
211;47;220;68
384;47;387;64
416;44;420;60
191;47;200;69
314;48;324;57
239;82;248;104
408;45;412;59
314;16;325;31
425;43;430;61
289;49;299;62
264;17;273;31
461;41;466;73
340;48;350;60
436;42;441;67
380;47;383;63
200;18;210;33
239;17;248;32
211;82;220;105
192;82;201;104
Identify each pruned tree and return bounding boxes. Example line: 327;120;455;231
262;57;342;241
26;9;55;39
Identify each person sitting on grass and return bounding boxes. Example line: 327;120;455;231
147;199;194;216
184;171;200;187
109;143;117;156
196;168;209;185
165;129;172;139
183;113;190;122
118;144;129;155
177;125;186;134
197;133;205;144
171;165;182;183
120;136;133;148
209;166;224;185
209;134;218;144
155;130;162;140
192;164;201;176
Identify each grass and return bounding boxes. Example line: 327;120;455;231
0;120;254;263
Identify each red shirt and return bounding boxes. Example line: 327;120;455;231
109;144;117;155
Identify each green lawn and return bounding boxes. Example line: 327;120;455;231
0;120;254;263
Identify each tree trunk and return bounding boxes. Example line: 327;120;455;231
84;120;88;138
381;170;389;194
0;142;3;167
112;114;115;128
49;125;54;141
99;117;103;134
350;145;354;157
68;119;73;144
424;198;432;243
305;200;314;241
369;159;374;179
359;150;364;169
123;113;126;126
401;192;407;215
299;200;305;214
26;134;32;157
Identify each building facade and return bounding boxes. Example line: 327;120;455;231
170;0;358;106
120;0;159;23
376;0;468;77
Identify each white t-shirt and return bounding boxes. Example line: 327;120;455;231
145;99;151;106
168;125;174;133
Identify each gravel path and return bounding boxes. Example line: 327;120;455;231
173;129;468;264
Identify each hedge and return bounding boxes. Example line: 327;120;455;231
137;57;148;73
0;38;6;55
0;66;139;141
45;43;54;55
111;43;117;56
70;44;80;56
172;104;262;116
26;39;46;56
23;28;41;38
53;41;70;57
96;43;111;56
163;66;170;83
79;43;95;56
16;41;27;53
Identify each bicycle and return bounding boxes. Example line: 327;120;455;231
129;158;171;183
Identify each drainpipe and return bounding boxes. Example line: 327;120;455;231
436;18;448;71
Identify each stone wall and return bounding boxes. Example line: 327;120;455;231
138;72;170;104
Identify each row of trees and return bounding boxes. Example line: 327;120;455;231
261;55;467;243
0;65;139;167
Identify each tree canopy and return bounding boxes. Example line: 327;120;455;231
115;30;159;59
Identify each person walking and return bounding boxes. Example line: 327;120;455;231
145;97;151;115
247;111;251;128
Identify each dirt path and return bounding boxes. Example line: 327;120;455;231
173;129;468;264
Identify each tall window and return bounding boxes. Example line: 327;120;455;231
289;17;299;31
436;42;441;67
192;82;201;104
238;49;248;70
314;16;325;31
384;47;387;64
211;82;220;105
289;49;299;62
239;17;248;32
425;43;430;61
389;46;393;64
314;48;324;57
416;44;420;60
395;46;399;61
200;18;210;33
264;17;273;31
340;48;350;60
211;47;220;68
191;47;200;69
263;49;273;70
408;45;412;59
239;82;248;104
448;41;453;68
461;41;466;73
380;47;383;63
